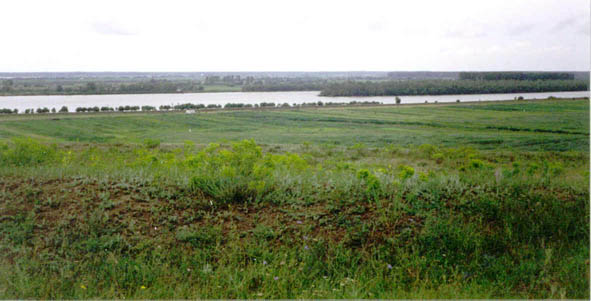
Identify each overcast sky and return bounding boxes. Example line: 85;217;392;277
1;0;589;72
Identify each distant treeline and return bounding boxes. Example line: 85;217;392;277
0;79;206;96
3;72;588;96
387;71;459;80
459;72;575;81
320;80;589;97
242;81;328;92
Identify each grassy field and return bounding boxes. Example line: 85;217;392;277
0;98;589;298
0;98;588;150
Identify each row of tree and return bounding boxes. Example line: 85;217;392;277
22;107;67;114
0;108;18;114
319;80;588;97
299;101;383;106
459;72;575;81
241;77;331;92
1;101;394;115
159;104;222;110
223;102;279;108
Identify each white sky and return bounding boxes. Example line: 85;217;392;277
1;0;589;72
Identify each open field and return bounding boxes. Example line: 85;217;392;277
0;98;589;298
0;98;589;151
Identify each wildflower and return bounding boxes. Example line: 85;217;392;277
257;292;263;297
187;268;191;272
80;284;87;290
387;264;393;270
323;276;328;280
154;226;158;230
296;220;303;224
304;245;309;250
140;285;147;290
303;235;309;240
263;260;267;265
280;261;285;265
274;276;279;281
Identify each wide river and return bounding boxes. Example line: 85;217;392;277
0;90;589;112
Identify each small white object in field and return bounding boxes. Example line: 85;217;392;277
186;109;195;114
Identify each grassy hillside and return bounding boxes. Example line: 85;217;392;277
0;98;589;298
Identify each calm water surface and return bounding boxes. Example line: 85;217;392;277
0;90;588;113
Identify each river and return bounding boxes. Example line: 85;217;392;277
0;90;588;112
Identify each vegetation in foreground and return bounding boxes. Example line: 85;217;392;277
0;98;589;298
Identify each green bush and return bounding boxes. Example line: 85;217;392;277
188;140;310;203
469;159;485;169
356;169;381;200
397;164;415;180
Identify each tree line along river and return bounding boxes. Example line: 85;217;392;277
0;90;589;113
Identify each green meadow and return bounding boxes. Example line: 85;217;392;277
0;99;588;150
0;98;589;298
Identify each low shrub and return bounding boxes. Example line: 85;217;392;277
469;159;485;169
356;168;381;200
188;140;310;204
397;164;415;180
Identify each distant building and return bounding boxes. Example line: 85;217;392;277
186;110;195;114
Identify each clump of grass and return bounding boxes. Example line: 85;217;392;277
432;153;444;164
188;139;311;203
469;159;485;169
356;168;381;200
397;164;415;180
143;138;161;149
